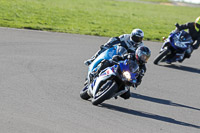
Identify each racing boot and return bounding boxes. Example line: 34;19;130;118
84;52;100;66
120;89;131;99
179;45;193;63
84;59;94;66
88;61;106;81
178;56;186;63
166;60;172;64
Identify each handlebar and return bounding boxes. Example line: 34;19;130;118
175;23;180;29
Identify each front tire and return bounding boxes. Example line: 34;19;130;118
92;80;118;105
153;48;170;65
80;85;90;100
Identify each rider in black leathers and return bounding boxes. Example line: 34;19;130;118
175;16;200;61
90;46;151;99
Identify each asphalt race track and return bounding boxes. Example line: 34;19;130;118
0;28;199;133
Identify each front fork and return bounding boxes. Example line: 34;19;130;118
160;41;171;54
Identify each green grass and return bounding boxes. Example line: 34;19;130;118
141;0;170;2
0;0;199;41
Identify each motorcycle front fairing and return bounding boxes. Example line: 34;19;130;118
89;59;139;99
118;60;139;85
169;31;193;52
160;35;172;52
160;32;179;51
171;34;188;52
89;66;117;98
160;31;192;52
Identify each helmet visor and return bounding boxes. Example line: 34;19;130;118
196;23;200;31
140;54;150;63
196;23;200;28
137;51;150;63
132;36;143;43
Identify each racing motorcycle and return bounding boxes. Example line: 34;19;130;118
80;45;139;105
153;29;193;65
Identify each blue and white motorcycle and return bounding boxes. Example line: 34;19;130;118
80;45;140;105
153;30;193;65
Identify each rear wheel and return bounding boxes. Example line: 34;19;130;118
92;80;118;105
153;48;170;65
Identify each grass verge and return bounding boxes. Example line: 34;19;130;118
0;0;199;41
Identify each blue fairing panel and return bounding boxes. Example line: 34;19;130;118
88;45;125;73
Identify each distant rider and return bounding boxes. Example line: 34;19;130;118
90;46;151;99
175;16;200;62
84;29;145;66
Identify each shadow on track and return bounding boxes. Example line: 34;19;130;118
100;103;200;129
159;64;200;74
131;92;200;111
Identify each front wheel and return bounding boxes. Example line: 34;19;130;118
92;80;118;105
153;48;170;65
80;85;90;100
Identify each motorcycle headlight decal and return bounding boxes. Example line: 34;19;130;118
106;70;110;75
123;71;131;81
175;41;181;47
175;41;187;48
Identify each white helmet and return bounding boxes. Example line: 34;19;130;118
130;29;144;43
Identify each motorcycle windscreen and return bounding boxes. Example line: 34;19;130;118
88;45;127;73
119;60;139;80
179;31;193;44
171;31;192;50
